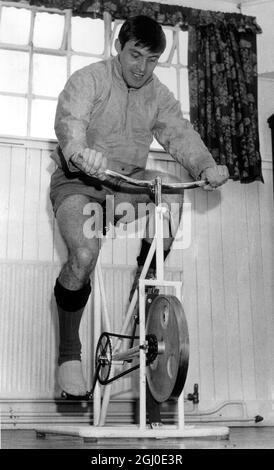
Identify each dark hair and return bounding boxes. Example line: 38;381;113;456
118;15;166;53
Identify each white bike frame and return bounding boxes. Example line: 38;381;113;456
36;172;229;440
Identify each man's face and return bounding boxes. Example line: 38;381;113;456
115;39;162;89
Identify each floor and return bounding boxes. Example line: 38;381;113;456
1;426;274;449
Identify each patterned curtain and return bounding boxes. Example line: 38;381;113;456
15;0;262;182
188;16;263;183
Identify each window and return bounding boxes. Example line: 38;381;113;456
0;2;189;143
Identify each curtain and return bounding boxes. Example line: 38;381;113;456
19;0;262;182
188;16;263;183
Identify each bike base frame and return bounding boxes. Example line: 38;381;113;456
36;423;229;440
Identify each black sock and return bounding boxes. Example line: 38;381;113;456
54;279;91;365
136;239;171;271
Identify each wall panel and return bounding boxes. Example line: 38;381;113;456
0;139;273;425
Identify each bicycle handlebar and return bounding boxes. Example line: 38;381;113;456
104;169;207;191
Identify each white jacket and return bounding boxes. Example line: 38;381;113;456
51;55;216;179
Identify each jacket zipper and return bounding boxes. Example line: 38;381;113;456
124;88;130;132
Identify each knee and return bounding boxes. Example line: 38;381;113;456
72;246;99;271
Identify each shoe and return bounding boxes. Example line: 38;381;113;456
58;360;89;399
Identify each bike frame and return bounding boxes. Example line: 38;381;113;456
36;172;229;440
93;175;185;429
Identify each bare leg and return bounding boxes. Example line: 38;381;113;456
55;194;101;396
56;194;100;290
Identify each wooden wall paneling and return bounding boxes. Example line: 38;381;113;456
220;181;244;400
1;140;274;423
182;188;200;393
100;238;113;265
233;182;257;401
39;264;57;393
207;189;229;401
258;169;274;402
245;181;271;401
22;148;41;260
0;263;11;391
0;145;12;259
0;263;61;398
193;189;215;404
126;234;140;267
112;238;128;266
6;146;26;260
38;149;55;262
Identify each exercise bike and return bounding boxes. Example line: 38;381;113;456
36;170;229;441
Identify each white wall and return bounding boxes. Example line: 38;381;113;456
0;141;273;426
241;2;274;171
242;2;274;75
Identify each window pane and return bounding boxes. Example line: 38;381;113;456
70;56;101;75
0;6;31;45
0;50;29;93
71;17;104;54
179;31;188;66
33;54;67;97
30;99;57;139
0;96;27;136
159;28;174;64
180;68;190;113
33;12;64;49
154;66;178;99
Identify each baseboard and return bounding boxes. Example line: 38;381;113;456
0;398;138;429
1;398;273;429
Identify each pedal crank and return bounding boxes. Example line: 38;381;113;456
93;331;159;386
91;294;189;404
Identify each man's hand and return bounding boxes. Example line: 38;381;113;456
70;149;107;180
201;165;229;191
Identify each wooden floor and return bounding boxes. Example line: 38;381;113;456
1;427;274;449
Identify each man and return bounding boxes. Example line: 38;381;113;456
50;15;229;398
